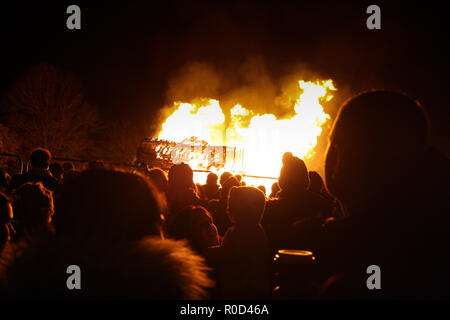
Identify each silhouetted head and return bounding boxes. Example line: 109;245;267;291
29;148;52;169
168;205;219;252
13;182;54;226
270;182;280;197
228;186;266;226
282;152;294;165
308;171;324;193
148;168;169;195
325;90;429;211
168;163;194;190
206;172;218;186
55;168;166;247
278;153;309;193
219;171;233;187
234;174;243;183
257;185;266;196
220;176;240;202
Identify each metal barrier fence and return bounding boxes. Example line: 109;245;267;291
0;153;278;180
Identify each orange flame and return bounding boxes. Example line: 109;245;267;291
157;80;336;190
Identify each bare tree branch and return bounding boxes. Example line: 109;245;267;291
4;63;101;159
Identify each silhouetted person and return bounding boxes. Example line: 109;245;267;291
207;176;240;236
11;182;54;245
199;173;220;201
315;90;450;299
269;182;280;199
0;193;13;252
2;168;213;299
257;185;266;197
167;163;202;220
147;167;169;197
308;171;325;194
215;171;233;204
216;186;271;299
168;205;219;254
262;153;331;250
9;148;58;191
219;172;233;187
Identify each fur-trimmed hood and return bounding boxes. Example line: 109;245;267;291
1;236;214;299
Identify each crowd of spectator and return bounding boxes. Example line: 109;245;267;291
0;90;449;299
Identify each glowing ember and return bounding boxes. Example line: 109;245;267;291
157;80;336;189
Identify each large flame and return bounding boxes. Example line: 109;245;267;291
157;80;336;190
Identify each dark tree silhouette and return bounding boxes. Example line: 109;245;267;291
0;124;20;154
102;121;151;164
4;63;100;158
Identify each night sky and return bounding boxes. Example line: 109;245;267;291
1;1;449;155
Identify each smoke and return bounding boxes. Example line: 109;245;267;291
163;57;344;117
166;62;221;102
221;56;276;115
157;57;352;175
